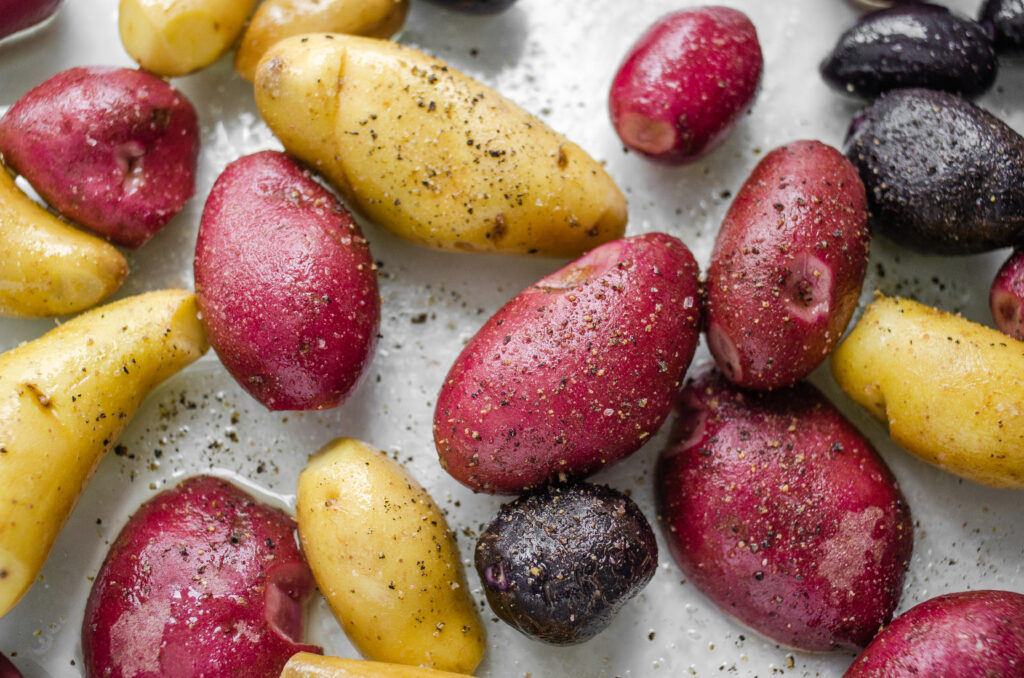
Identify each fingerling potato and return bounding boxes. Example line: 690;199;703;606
282;654;475;678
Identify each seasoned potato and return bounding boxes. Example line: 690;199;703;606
0;290;208;618
831;294;1024;488
297;438;485;673
282;654;475;678
119;0;259;76
255;34;627;256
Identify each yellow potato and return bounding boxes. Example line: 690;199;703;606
255;34;627;256
281;653;475;678
831;294;1024;488
0;290;208;618
297;438;485;674
0;168;127;317
119;0;259;76
235;0;408;82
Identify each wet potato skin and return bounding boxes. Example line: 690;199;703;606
980;0;1024;53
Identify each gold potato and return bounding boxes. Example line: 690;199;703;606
235;0;408;82
281;653;475;678
0;168;127;317
0;290;208;618
255;34;627;256
296;438;485;674
119;0;259;76
831;294;1024;488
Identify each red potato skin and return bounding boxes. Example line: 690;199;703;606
0;654;21;678
194;151;380;411
705;140;869;390
0;67;199;249
990;249;1024;340
82;476;321;678
0;0;62;39
844;590;1024;677
434;233;702;494
656;369;913;652
609;7;763;165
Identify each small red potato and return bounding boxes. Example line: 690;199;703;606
705;140;870;390
194;151;380;411
0;0;61;39
82;476;320;678
990;249;1024;340
609;7;763;164
434;233;702;494
656;368;913;652
844;590;1024;677
0;654;21;678
0;67;199;249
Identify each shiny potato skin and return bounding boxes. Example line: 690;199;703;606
980;0;1024;53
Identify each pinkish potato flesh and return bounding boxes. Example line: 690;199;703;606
82;476;321;678
0;0;61;39
990;249;1024;340
194;151;380;411
0;67;199;248
434;233;702;494
705;140;869;390
609;7;763;164
656;369;913;652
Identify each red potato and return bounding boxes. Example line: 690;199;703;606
0;654;21;678
990;249;1024;340
656;368;913;652
434;233;702;494
844;590;1024;677
705;140;869;390
0;67;199;249
0;0;61;39
194;151;380;411
82;476;321;678
609;7;763;165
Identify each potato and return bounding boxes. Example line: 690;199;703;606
0;290;208;618
282;654;475;678
235;0;408;82
0;654;21;678
981;0;1024;53
844;590;1024;677
422;0;517;14
82;476;321;678
0;0;61;40
194;151;379;411
0;67;200;249
255;34;627;257
0;166;127;317
475;482;657;645
434;233;702;494
991;248;1024;340
119;0;259;76
656;368;913;651
831;294;1024;488
705;140;869;390
296;438;485;673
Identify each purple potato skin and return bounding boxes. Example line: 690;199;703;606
844;590;1024;677
821;3;997;100
990;249;1024;340
195;151;380;411
0;0;61;39
82;476;321;678
980;0;1024;53
475;483;657;645
705;140;869;390
0;67;199;249
609;7;763;165
434;233;702;494
423;0;516;13
656;369;913;652
0;654;21;678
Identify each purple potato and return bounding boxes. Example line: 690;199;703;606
980;0;1024;53
422;0;516;14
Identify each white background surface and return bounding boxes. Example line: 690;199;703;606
1;0;1022;676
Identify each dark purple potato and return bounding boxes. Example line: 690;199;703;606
846;88;1024;254
844;590;1024;677
980;0;1024;53
0;654;21;678
990;249;1024;340
422;0;516;14
475;483;657;645
848;0;914;8
0;0;61;39
821;3;997;100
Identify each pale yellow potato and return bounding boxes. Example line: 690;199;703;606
0;290;208;618
297;438;485;674
235;0;408;82
255;34;627;257
0;169;127;317
119;0;259;76
281;653;475;678
831;294;1024;488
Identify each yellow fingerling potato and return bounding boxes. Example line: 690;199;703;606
0;290;208;618
297;438;485;674
0;168;127;317
255;35;627;257
831;294;1024;488
235;0;408;82
281;653;475;678
119;0;259;76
